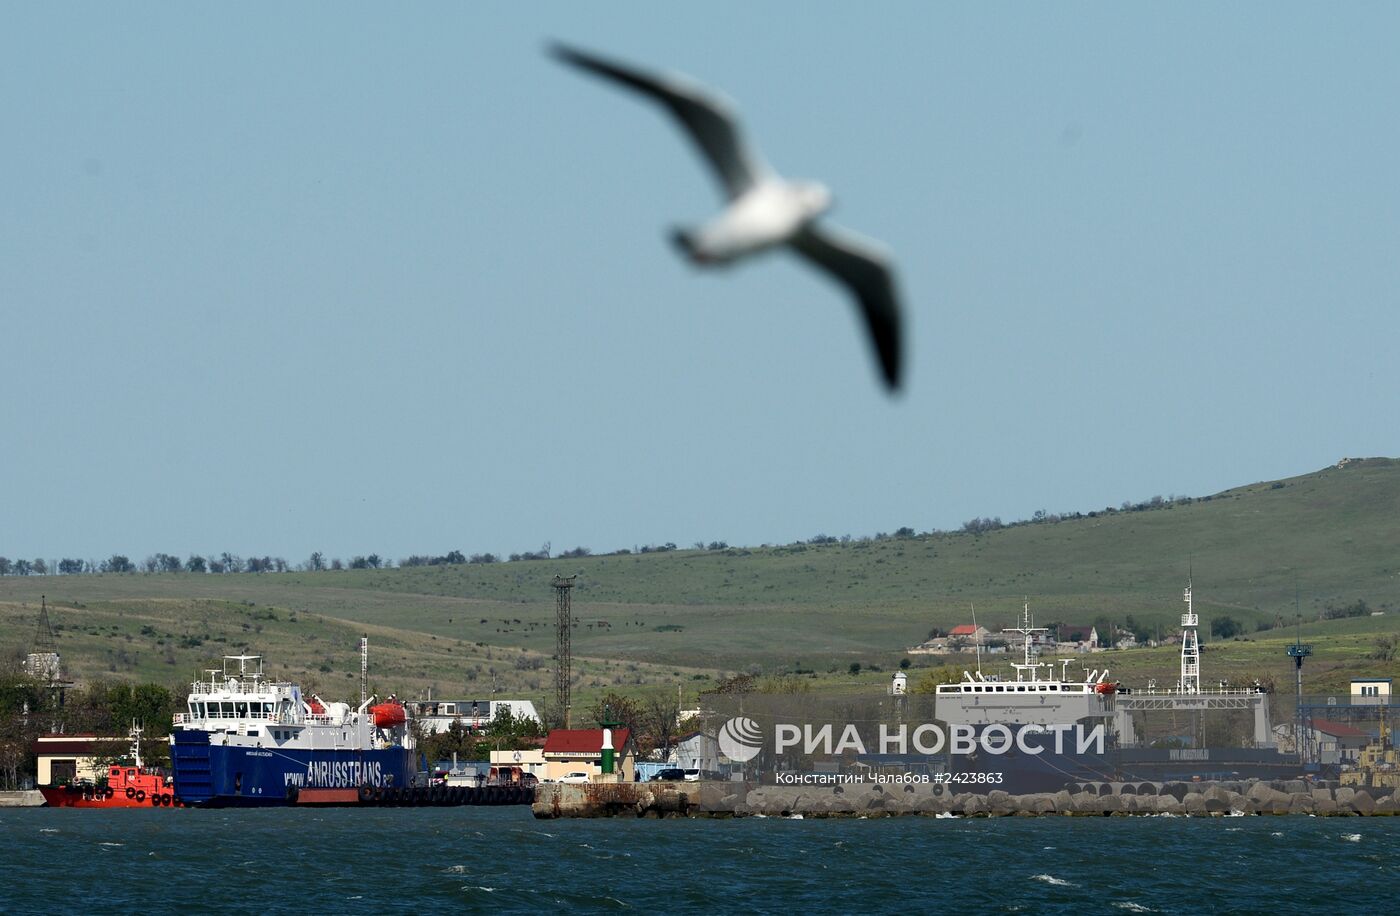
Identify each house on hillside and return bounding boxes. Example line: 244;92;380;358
947;624;990;651
1055;624;1100;652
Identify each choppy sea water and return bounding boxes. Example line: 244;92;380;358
2;807;1394;914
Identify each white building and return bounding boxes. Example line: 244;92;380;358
407;699;541;734
670;732;721;774
1351;678;1392;704
488;747;547;778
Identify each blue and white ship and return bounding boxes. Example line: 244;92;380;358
170;654;416;807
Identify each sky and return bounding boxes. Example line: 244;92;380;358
3;3;1398;565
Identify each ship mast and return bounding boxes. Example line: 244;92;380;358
1179;578;1201;694
360;635;369;707
1004;601;1052;683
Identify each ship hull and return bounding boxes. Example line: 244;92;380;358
39;786;184;808
948;742;1309;793
171;729;415;807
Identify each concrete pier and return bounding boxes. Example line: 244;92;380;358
0;790;45;807
533;780;1400;818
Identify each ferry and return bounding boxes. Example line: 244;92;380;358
935;591;1304;792
169;654;416;807
39;724;183;808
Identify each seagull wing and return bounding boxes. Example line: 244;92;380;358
789;224;904;390
551;43;767;200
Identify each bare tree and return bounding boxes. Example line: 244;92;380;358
645;691;683;760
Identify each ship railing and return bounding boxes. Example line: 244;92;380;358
187;681;280;697
1136;685;1267;697
174;710;279;726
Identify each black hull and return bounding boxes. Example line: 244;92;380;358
948;746;1311;794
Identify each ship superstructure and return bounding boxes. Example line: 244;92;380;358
935;603;1118;729
170;654;415;806
932;590;1296;791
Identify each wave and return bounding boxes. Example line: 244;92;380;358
1032;874;1074;887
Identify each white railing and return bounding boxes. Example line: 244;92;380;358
1133;684;1265;697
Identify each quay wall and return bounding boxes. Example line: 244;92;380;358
0;790;45;808
533;780;1400;819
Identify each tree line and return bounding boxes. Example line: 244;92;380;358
0;485;1247;579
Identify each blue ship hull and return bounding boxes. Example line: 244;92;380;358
172;729;415;807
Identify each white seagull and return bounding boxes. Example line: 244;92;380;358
552;44;905;391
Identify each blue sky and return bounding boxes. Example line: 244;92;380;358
3;3;1397;563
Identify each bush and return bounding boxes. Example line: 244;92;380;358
1210;616;1242;640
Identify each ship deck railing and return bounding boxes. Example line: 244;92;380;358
1129;685;1268;697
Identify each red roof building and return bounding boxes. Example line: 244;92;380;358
1311;719;1369;740
542;728;636;782
32;733;133;786
543;727;632;755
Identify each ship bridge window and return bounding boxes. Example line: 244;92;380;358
235;702;248;718
1049;685;1059;691
1017;686;1026;692
221;702;235;718
262;702;274;717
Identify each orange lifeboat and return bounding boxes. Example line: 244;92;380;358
371;702;406;729
1095;682;1118;695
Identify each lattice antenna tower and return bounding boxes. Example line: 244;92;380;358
552;575;577;729
34;595;57;655
24;595;63;684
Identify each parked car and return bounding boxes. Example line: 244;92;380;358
559;771;591;784
682;769;702;782
651;768;685;782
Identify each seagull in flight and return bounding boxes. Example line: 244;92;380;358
551;44;905;391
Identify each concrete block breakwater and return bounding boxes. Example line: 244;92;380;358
533;780;1400;818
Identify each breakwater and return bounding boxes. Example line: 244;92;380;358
0;790;44;808
534;779;1400;818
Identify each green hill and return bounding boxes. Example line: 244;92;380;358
4;457;1400;703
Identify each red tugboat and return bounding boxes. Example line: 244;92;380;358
40;725;183;809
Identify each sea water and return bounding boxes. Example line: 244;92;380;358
2;807;1394;913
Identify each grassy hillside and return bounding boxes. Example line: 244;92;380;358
4;458;1399;704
